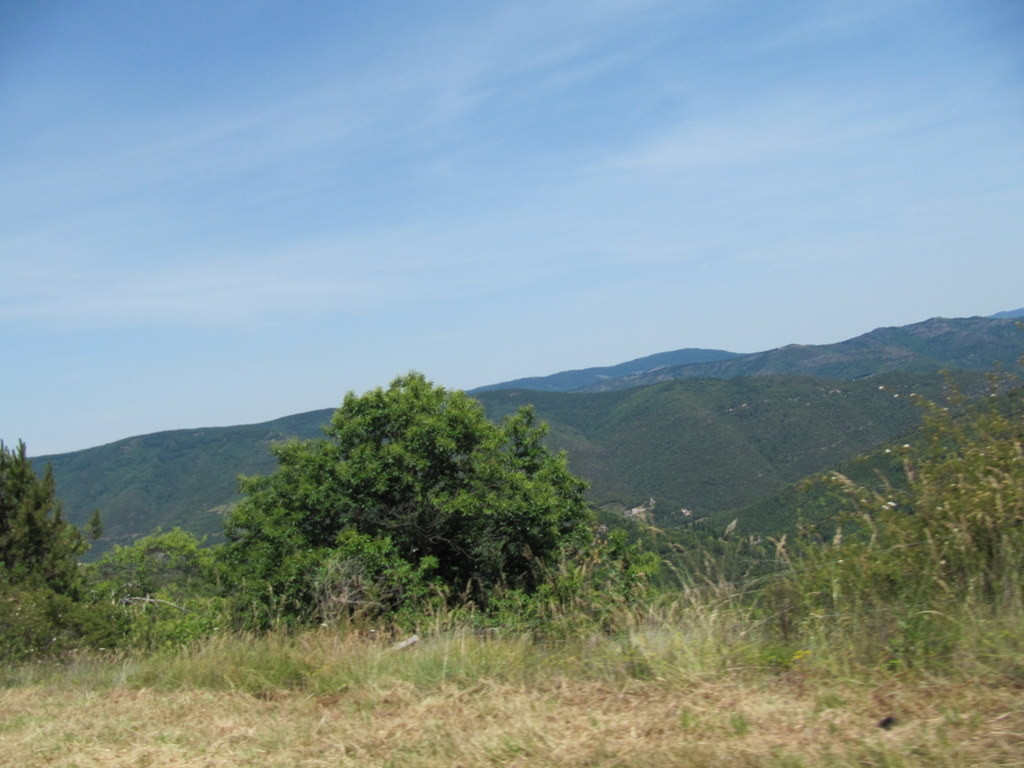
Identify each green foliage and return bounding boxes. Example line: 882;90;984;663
221;373;593;626
90;527;220;600
40;315;1024;559
87;528;229;650
312;529;444;628
0;584;125;661
478;371;980;529
534;528;661;630
0;441;131;661
1;440;89;596
765;383;1024;668
38;368;1010;555
111;594;230;652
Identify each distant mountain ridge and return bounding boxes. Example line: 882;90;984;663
991;307;1024;319
30;312;1024;555
479;316;1023;393
469;348;741;393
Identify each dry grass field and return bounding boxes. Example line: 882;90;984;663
2;629;1022;768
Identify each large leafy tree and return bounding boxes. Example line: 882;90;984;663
0;440;88;596
221;373;592;623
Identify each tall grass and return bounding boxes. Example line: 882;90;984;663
749;385;1024;678
5;555;1024;767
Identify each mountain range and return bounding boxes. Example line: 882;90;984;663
475;315;1024;393
469;348;742;393
31;313;1024;555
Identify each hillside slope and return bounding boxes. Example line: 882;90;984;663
582;316;1023;391
476;371;990;527
37;371;994;555
31;314;1021;554
469;348;741;393
38;409;333;550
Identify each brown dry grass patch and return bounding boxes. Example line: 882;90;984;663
2;669;1022;767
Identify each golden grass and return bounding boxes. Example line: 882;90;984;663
2;632;1022;767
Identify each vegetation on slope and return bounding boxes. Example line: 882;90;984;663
0;440;119;658
34;408;333;553
582;316;1024;391
478;370;999;528
3;377;1024;765
30;316;1023;555
36;370;1000;557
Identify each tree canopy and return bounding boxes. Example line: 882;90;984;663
221;373;592;624
0;440;88;596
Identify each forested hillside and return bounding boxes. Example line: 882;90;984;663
470;347;741;393
579;316;1024;391
35;409;333;550
35;372;998;555
29;314;1022;555
476;370;993;529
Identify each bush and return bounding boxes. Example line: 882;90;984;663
221;373;594;627
0;585;125;661
87;528;229;650
0;441;125;660
89;528;221;601
312;529;445;628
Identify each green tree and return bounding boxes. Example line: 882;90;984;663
221;373;592;625
0;440;88;596
0;441;124;660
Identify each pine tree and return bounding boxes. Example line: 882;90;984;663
0;440;88;596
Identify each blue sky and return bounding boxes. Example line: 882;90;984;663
3;0;1023;456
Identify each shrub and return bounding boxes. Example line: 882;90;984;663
221;373;593;627
0;585;125;661
87;528;229;650
312;528;445;628
0;441;125;660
